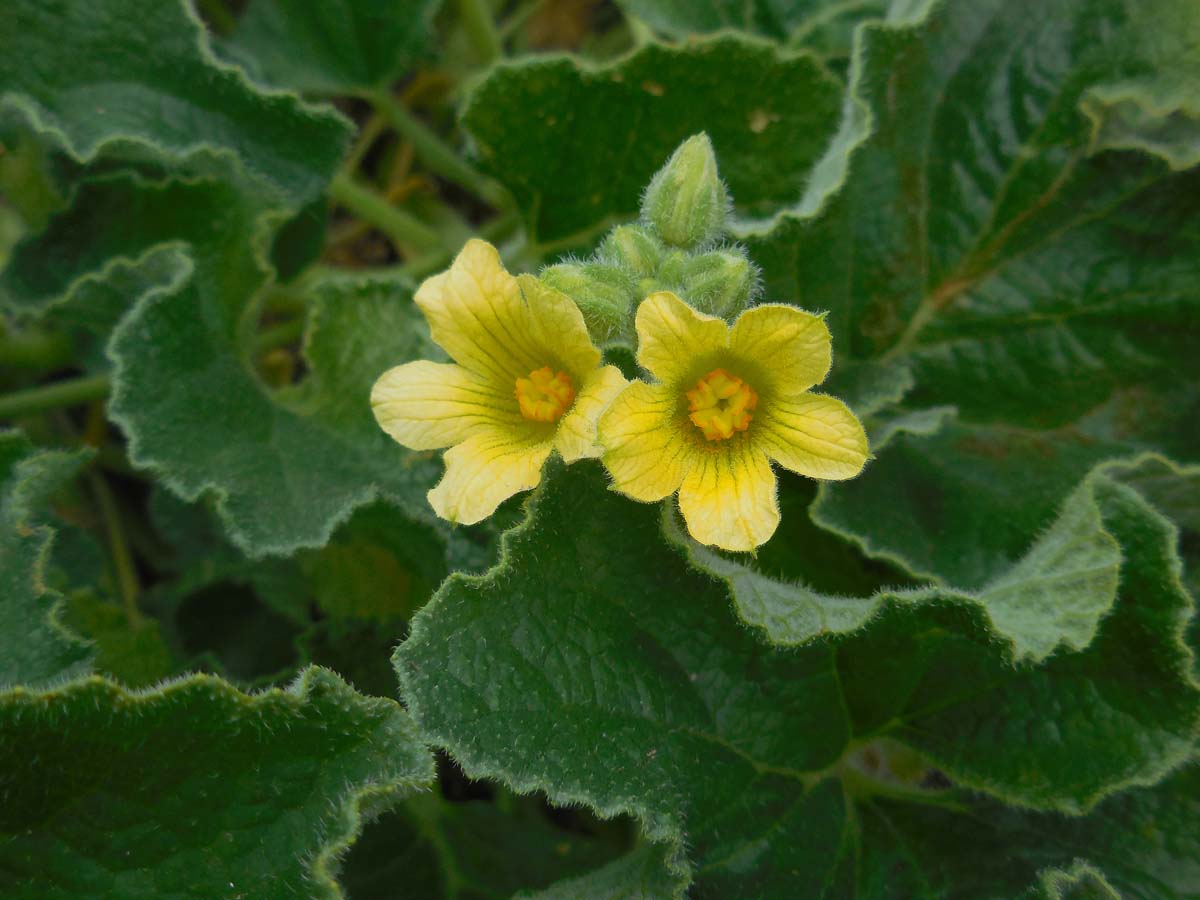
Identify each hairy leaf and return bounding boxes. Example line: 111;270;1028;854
5;174;441;554
734;0;1200;598
398;464;1199;895
221;0;440;95
0;667;433;900
464;36;842;242
0;0;350;205
0;431;92;688
616;0;886;60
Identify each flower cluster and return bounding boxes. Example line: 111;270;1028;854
372;239;868;552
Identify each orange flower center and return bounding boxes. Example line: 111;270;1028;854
516;366;575;422
687;368;758;441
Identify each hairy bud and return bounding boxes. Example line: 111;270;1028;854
640;133;729;249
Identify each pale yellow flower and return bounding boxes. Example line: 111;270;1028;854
599;291;869;552
371;239;627;524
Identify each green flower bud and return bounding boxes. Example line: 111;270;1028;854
656;249;687;286
640;133;729;249
681;250;757;319
539;261;637;343
599;224;664;277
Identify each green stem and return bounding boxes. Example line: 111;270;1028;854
456;0;502;65
363;89;509;209
0;373;111;420
88;471;143;628
329;173;444;250
340;111;386;177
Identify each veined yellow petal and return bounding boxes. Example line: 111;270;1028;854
414;239;543;383
756;393;869;480
729;304;831;394
599;381;693;501
371;361;521;451
678;443;779;552
634;291;728;386
555;365;628;463
518;274;603;378
428;428;554;525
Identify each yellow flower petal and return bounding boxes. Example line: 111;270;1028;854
634;291;727;386
677;443;779;552
756;393;869;480
371;361;522;451
427;428;554;525
555;365;628;463
414;239;543;383
518;274;603;378
599;381;692;501
729;304;831;394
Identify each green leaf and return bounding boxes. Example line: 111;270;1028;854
813;408;1133;589
741;0;1200;427
1102;454;1200;596
397;464;1200;895
616;0;886;59
0;430;92;688
343;793;634;900
1026;863;1119;900
519;842;685;900
463;35;843;243
220;0;440;95
0;667;433;899
0;0;350;206
297;501;449;622
736;0;1200;599
61;592;174;689
7;173;441;554
845;764;1200;898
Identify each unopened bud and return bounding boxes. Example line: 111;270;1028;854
681;250;756;319
656;249;687;286
538;262;636;343
641;133;729;249
599;224;663;277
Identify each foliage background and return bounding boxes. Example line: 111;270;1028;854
1;0;1198;897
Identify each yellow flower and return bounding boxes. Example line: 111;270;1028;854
371;239;627;524
599;291;869;552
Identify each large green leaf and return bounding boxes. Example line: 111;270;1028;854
741;0;1200;423
0;0;350;205
112;262;442;554
221;0;440;95
463;35;842;243
734;0;1200;592
0;431;92;688
3;173;441;554
397;464;1199;895
0;667;433;899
